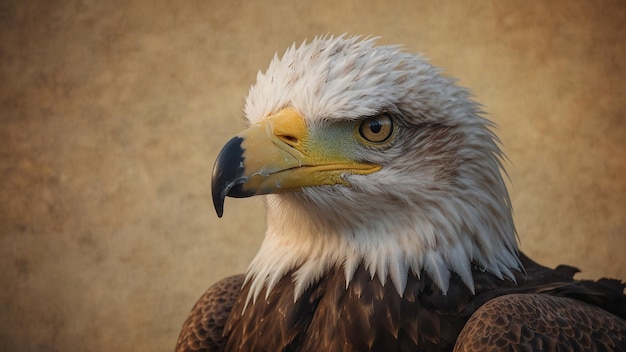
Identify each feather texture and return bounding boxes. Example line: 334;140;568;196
176;255;626;351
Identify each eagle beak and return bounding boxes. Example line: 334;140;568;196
211;108;381;217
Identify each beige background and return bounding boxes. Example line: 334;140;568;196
1;1;625;351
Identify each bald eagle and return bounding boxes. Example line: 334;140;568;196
176;36;626;351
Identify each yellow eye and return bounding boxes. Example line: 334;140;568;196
358;114;394;144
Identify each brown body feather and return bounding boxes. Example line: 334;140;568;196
455;294;626;351
175;253;626;352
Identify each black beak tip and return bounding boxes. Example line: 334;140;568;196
211;136;247;218
212;190;225;218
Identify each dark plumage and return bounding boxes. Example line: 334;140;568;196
176;275;244;351
177;255;626;351
455;294;626;351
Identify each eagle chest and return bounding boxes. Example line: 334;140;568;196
224;266;475;352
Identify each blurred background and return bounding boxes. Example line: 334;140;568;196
1;1;624;350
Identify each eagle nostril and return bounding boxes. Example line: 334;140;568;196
278;134;299;147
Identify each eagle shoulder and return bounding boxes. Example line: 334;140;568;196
175;274;244;352
454;254;626;352
454;293;626;352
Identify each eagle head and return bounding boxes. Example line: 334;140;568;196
212;36;520;304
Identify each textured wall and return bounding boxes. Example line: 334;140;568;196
1;1;624;351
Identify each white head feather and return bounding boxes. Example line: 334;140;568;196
242;35;520;304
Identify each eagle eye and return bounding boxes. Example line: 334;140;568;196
358;114;394;144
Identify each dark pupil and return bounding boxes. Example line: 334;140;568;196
369;120;382;134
